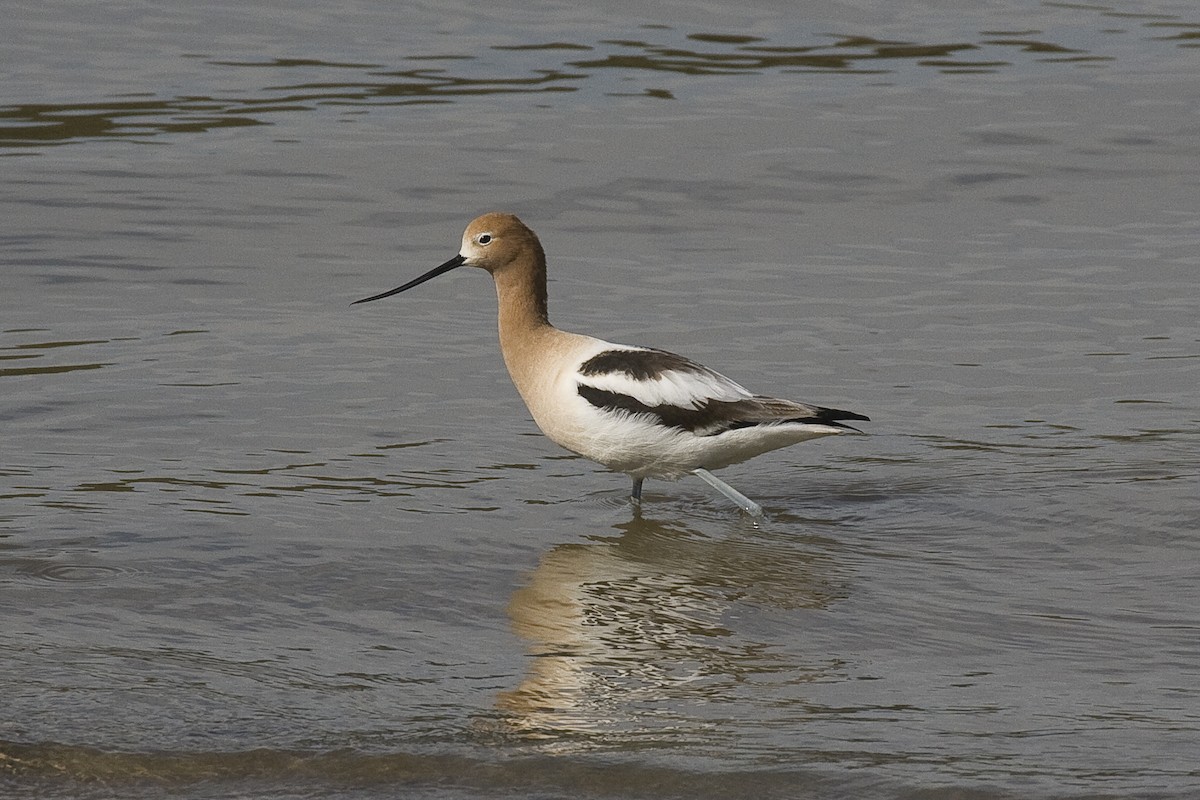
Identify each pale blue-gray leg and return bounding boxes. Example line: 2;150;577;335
631;477;644;502
692;468;763;517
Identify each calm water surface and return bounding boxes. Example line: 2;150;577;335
3;1;1199;798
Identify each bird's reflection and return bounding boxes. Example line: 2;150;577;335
497;511;850;740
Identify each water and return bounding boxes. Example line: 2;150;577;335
3;1;1199;798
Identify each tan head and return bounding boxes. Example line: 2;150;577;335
352;212;546;306
457;213;545;276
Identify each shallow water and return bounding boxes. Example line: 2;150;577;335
3;1;1199;798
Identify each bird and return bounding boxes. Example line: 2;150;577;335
353;213;868;516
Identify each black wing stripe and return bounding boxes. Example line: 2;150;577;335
577;385;867;435
578;348;710;381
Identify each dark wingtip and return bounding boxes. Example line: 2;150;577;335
806;407;870;432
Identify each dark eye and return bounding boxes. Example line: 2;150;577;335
477;233;493;245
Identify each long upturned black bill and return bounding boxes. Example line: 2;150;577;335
352;254;467;305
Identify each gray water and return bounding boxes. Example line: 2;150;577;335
3;1;1199;798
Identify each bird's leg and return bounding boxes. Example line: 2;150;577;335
692;468;764;517
630;476;644;502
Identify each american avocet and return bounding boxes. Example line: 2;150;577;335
354;213;868;516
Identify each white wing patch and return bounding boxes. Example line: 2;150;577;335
575;345;752;409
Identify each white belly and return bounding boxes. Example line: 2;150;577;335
531;389;841;479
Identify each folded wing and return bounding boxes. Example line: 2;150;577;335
576;347;868;436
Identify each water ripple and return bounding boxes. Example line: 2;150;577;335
4;13;1197;148
5;558;133;584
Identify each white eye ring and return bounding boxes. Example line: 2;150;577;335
477;233;493;245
